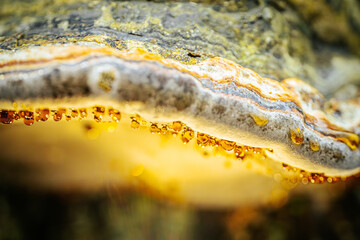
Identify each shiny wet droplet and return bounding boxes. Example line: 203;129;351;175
290;128;304;145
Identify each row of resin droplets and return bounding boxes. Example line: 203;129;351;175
0;105;358;184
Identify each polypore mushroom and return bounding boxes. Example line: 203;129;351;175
0;0;359;208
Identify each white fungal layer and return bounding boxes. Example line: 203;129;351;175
0;45;360;177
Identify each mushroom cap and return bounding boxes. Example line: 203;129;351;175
0;0;359;207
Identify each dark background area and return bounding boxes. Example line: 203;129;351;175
0;179;359;240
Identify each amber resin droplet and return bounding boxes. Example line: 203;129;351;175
12;110;20;121
18;110;25;118
290;128;304;145
251;147;258;154
282;163;289;170
318;175;325;183
197;133;210;147
0;110;16;124
160;125;168;135
250;114;269;126
219;139;235;151
93;106;105;122
208;137;218;147
310;173;319;184
150;123;161;134
53;108;66;121
36;108;50;122
309;140;320;151
234;145;245;160
108;108;121;122
130;119;140;129
170;121;183;132
71;109;79;118
181;127;194;144
20;110;34;126
79;108;88;119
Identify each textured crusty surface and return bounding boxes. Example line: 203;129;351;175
0;0;313;81
1;0;360;95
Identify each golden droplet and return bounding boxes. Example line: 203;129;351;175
219;139;235;151
131;164;144;177
14;111;20;120
79;108;88;119
170;121;183;132
150;123;161;134
21;110;34;126
108;108;121;122
130;119;140;129
234;145;245;159
208;137;218;147
252;147;262;154
310;140;320;151
71;109;79;118
181;127;194;144
0;110;16;124
309;173;324;184
18;110;25;118
290;128;304;145
197;133;210;147
160;125;168;135
93;106;105;122
281;163;288;170
250;114;269;126
53;108;66;121
35;108;50;122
